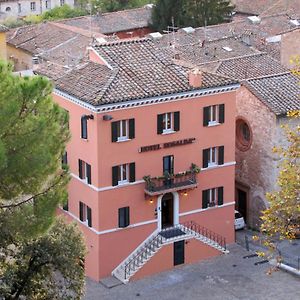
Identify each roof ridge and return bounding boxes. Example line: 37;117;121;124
246;71;292;81
95;37;150;48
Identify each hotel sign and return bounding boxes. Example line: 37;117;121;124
139;138;196;153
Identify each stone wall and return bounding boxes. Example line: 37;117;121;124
235;86;278;229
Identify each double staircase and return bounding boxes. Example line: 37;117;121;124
112;221;228;283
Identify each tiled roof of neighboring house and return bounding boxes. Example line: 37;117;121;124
156;36;259;66
35;62;70;81
47;39;238;107
155;14;299;61
214;53;288;80
231;0;300;18
7;22;91;66
245;72;300;115
0;24;8;32
57;6;152;35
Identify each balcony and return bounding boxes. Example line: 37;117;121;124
143;164;199;196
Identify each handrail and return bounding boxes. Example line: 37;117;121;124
123;221;226;280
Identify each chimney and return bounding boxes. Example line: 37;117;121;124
189;68;203;88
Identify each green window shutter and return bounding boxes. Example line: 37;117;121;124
86;163;92;184
112;166;119;186
218;187;224;206
202;190;209;209
78;159;83;179
219;104;225;124
174;111;180;131
129;162;135;183
129;119;135;139
218;146;224;165
79;201;84;221
87;206;92;227
111;121;119;142
157;114;164;134
202;148;209;168
203;106;210;126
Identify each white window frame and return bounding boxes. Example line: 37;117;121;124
208;147;218;167
162;112;174;133
117;120;129;142
208;105;219;126
30;2;36;11
45;0;50;9
208;188;217;207
118;164;129;185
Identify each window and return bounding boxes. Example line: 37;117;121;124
60;0;65;6
30;2;36;11
6;6;11;12
202;187;223;209
157;111;180;134
78;159;92;184
81;114;94;140
62;151;68;166
18;3;21;12
236;118;252;151
111;119;135;142
63;199;68;211
203;104;225;126
112;162;135;186
79;201;92;227
202;146;224;168
118;206;130;228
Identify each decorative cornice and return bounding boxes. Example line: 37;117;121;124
54;83;240;113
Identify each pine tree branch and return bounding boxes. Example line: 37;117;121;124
0;172;66;209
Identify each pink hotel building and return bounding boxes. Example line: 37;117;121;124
49;38;240;283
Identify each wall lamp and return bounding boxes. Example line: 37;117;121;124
103;115;113;121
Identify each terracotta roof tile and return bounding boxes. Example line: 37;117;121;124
245;73;300;115
50;39;238;107
57;6;152;35
215;53;287;80
7;22;91;66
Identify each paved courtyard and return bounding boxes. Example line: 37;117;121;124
84;244;300;300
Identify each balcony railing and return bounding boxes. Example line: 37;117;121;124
143;164;199;196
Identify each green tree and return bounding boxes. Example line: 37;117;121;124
151;0;234;31
0;61;86;298
0;218;86;299
256;111;300;266
42;4;86;21
150;0;185;32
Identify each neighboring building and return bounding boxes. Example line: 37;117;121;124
6;21;103;70
37;38;240;282
0;0;74;19
56;5;153;39
155;13;300;63
231;0;300;19
206;53;300;228
0;24;7;59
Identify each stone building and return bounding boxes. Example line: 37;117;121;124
211;53;300;228
0;0;74;19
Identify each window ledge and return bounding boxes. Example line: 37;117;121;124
117;138;131;143
117;180;129;186
208;122;220;127
162;130;176;135
80;138;89;142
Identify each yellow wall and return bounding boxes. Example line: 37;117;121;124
7;44;32;71
0;32;7;61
